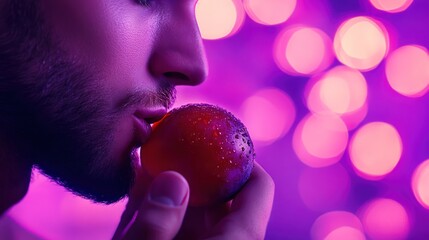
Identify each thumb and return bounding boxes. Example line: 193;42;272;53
120;171;189;240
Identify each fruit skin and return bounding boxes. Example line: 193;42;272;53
140;103;255;207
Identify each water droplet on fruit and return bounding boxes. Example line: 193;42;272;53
222;157;225;160
191;141;195;144
229;160;233;164
209;142;213;146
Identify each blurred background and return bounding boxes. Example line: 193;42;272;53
5;0;429;239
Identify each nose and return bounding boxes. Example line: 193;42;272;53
148;3;208;87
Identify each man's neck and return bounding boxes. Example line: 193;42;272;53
0;139;32;216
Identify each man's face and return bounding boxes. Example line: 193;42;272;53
0;0;207;203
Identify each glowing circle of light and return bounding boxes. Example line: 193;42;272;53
359;198;410;240
325;227;366;240
320;76;350;113
243;0;296;25
311;211;364;240
349;122;402;180
293;113;348;168
412;159;429;209
305;66;368;130
298;164;350;211
386;45;429;97
334;16;389;71
307;65;368;115
240;88;296;145
274;26;334;76
369;0;414;13
195;0;245;40
301;114;348;158
339;103;368;131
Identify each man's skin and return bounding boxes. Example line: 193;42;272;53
0;0;274;239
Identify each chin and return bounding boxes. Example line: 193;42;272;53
33;131;137;204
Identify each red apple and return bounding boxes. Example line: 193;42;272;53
140;103;255;207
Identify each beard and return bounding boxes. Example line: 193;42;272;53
0;0;175;204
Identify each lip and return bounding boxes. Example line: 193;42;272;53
133;116;152;145
132;107;167;145
134;108;168;125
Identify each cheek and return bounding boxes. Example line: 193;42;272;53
100;14;157;91
43;0;159;96
42;0;111;60
91;8;161;106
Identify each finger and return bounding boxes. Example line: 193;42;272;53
119;171;190;240
113;162;153;239
209;163;275;239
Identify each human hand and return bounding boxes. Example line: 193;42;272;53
112;162;274;240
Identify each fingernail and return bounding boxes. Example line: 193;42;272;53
148;172;188;207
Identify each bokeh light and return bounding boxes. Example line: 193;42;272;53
325;227;366;240
274;26;334;76
293;113;348;168
195;0;245;40
369;0;414;13
339;103;368;131
385;45;429;97
334;16;389;71
240;88;296;145
359;198;410;240
298;164;350;211
243;0;296;25
311;211;364;240
412;159;429;209
349;122;403;180
306;65;368;129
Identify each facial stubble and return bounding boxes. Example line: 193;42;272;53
0;0;140;204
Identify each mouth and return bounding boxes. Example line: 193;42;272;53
132;106;167;145
132;115;152;146
126;107;167;170
133;106;166;138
